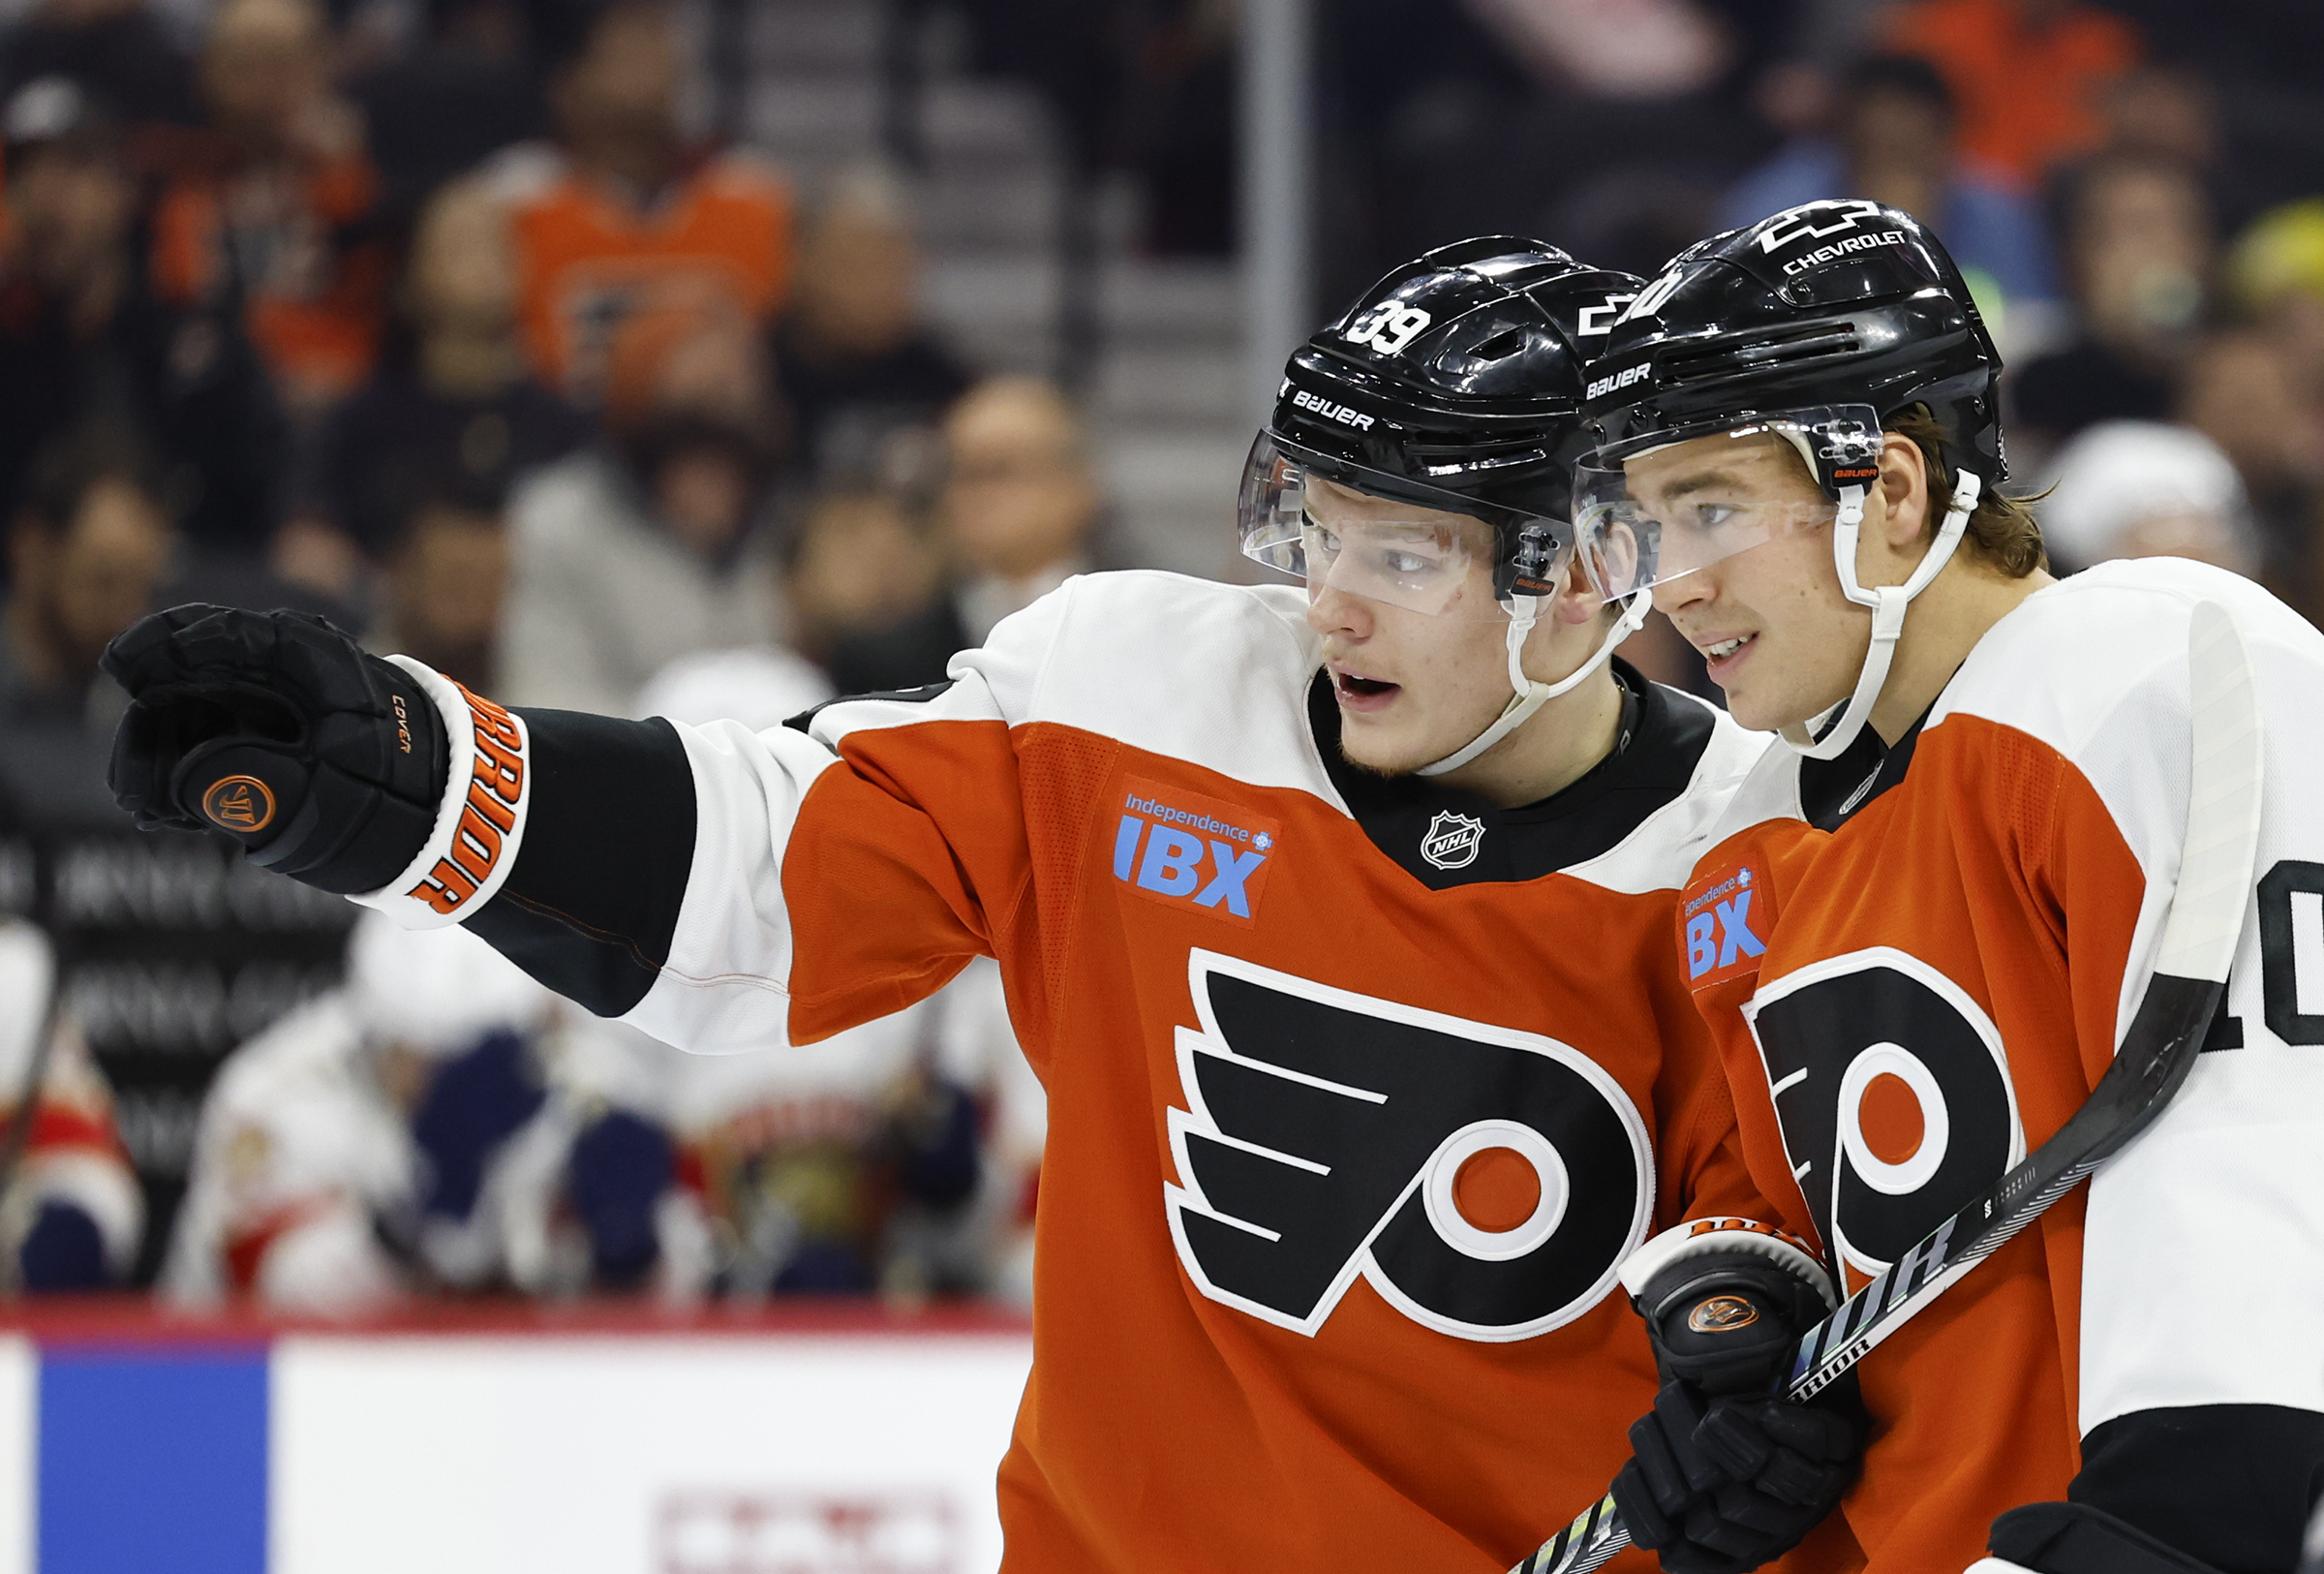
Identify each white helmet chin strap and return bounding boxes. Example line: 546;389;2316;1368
1416;588;1652;777
1779;469;1983;760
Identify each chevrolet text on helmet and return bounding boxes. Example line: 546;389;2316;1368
1238;235;1650;776
1575;198;2006;759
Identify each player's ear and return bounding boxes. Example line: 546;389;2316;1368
1551;550;1604;626
1873;433;1931;550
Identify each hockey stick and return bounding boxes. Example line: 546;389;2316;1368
1513;600;2267;1574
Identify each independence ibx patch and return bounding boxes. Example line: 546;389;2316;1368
1681;863;1773;991
1110;776;1280;928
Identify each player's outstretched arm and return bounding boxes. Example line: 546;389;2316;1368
103;604;1024;1055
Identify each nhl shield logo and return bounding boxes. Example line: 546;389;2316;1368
1420;811;1486;871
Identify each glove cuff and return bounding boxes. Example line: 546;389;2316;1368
1620;1218;1834;1315
1989;1502;2225;1574
350;659;533;931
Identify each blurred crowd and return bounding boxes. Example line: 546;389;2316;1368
1325;0;2324;626
0;0;1102;1309
0;0;2318;1308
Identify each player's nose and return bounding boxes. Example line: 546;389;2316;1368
1651;571;1713;620
1305;582;1375;641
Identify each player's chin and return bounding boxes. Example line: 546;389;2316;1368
1335;716;1438;779
1723;686;1790;734
1730;679;1828;736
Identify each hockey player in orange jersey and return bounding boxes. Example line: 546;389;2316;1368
1574;199;2324;1574
97;239;1864;1572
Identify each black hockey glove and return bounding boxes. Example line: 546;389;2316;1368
1607;1223;1862;1574
1613;1387;1860;1573
103;605;448;894
1987;1502;2224;1574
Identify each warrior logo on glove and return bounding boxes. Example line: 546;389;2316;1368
1166;950;1652;1343
1688;1294;1760;1335
201;775;276;833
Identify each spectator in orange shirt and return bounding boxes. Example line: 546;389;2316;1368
1881;0;2142;186
149;0;390;416
483;0;794;408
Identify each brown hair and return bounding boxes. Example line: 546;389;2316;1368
1886;406;2047;578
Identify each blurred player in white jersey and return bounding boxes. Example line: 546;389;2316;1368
0;920;140;1289
168;913;712;1309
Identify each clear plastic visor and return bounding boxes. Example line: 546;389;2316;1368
1575;412;1866;596
1238;431;1573;620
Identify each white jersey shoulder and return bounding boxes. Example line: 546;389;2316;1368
810;571;1770;888
810;571;1339;803
1936;557;2315;781
1943;565;2324;1435
1698;714;1813;851
1938;561;2322;1013
1568;694;1775;895
1692;559;2320;861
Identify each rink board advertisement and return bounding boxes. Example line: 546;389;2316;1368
0;1309;1032;1574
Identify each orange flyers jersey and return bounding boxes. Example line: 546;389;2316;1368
1678;558;2324;1572
421;570;1866;1573
486;144;793;402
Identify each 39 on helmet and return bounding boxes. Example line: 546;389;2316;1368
1239;235;1649;775
1572;199;2005;759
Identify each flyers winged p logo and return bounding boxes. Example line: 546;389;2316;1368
1165;950;1652;1344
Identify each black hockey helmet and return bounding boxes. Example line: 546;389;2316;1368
1240;235;1646;616
1579;199;2004;500
1573;200;2008;762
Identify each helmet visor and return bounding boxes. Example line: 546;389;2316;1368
1238;431;1575;620
1574;409;1877;596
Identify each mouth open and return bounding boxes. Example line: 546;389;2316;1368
1700;633;1757;675
1333;669;1401;713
